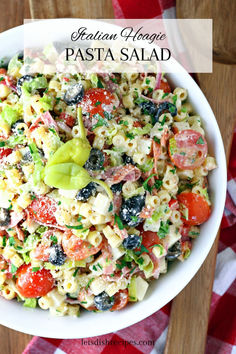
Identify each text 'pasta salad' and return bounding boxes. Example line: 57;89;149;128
0;54;216;316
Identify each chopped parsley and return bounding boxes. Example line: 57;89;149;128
32;267;40;272
8;237;15;247
65;224;83;230
97;263;103;270
49;128;57;135
162;92;169;99
114;214;124;230
92;115;108;130
97;79;104;88
73;268;79;277
160;114;167;126
11;264;18;274
0;142;5;147
95;101;101;106
2;236;6;247
126;132;135;140
137;257;144;265
118;120;129;126
131;216;138;223
172;94;178;105
92;265;97;271
196;136;205;145
145;78;150;84
85;277;95;290
158;221;169;239
140;244;149;253
50;235;58;245
30;193;37;200
189;231;200;236
153;137;160;144
142;173;157;193
170;167;176;174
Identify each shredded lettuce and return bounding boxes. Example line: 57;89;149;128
138;158;154;173
90;73;98;88
39;95;53;111
104;149;122;167
6;134;26;148
0;105;19;125
152;205;169;222
132;123;152;136
7;54;22;76
17;234;40;254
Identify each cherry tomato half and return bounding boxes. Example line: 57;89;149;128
0;147;12;160
177;192;211;226
140;230;161;252
62;231;103;261
80;88;118;118
28;196;57;225
16;264;54;298
168;130;208;170
160;80;171;93
111;289;129;311
58;112;75;128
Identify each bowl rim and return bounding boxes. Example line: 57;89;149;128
0;18;227;339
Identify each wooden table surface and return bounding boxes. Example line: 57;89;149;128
0;1;235;354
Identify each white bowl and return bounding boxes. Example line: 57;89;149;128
0;19;226;338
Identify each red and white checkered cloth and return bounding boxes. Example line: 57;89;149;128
23;1;236;353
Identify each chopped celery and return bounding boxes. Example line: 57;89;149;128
23;76;48;93
0;105;19;125
23;298;37;308
22;253;30;264
128;276;137;302
132;123;152;136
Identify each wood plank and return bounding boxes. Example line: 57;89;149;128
29;0;114;19
165;62;236;354
176;0;236;64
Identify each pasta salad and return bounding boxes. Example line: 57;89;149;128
0;54;217;316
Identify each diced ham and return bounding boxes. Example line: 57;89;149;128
0;211;25;231
104;164;141;186
15;225;25;241
149;252;160;279
153;140;161;174
28;111;59;134
140;206;155;219
98;73;118;93
113;224;128;240
113;193;122;214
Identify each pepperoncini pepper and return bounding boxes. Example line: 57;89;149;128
43;107;113;200
46;107;91;168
